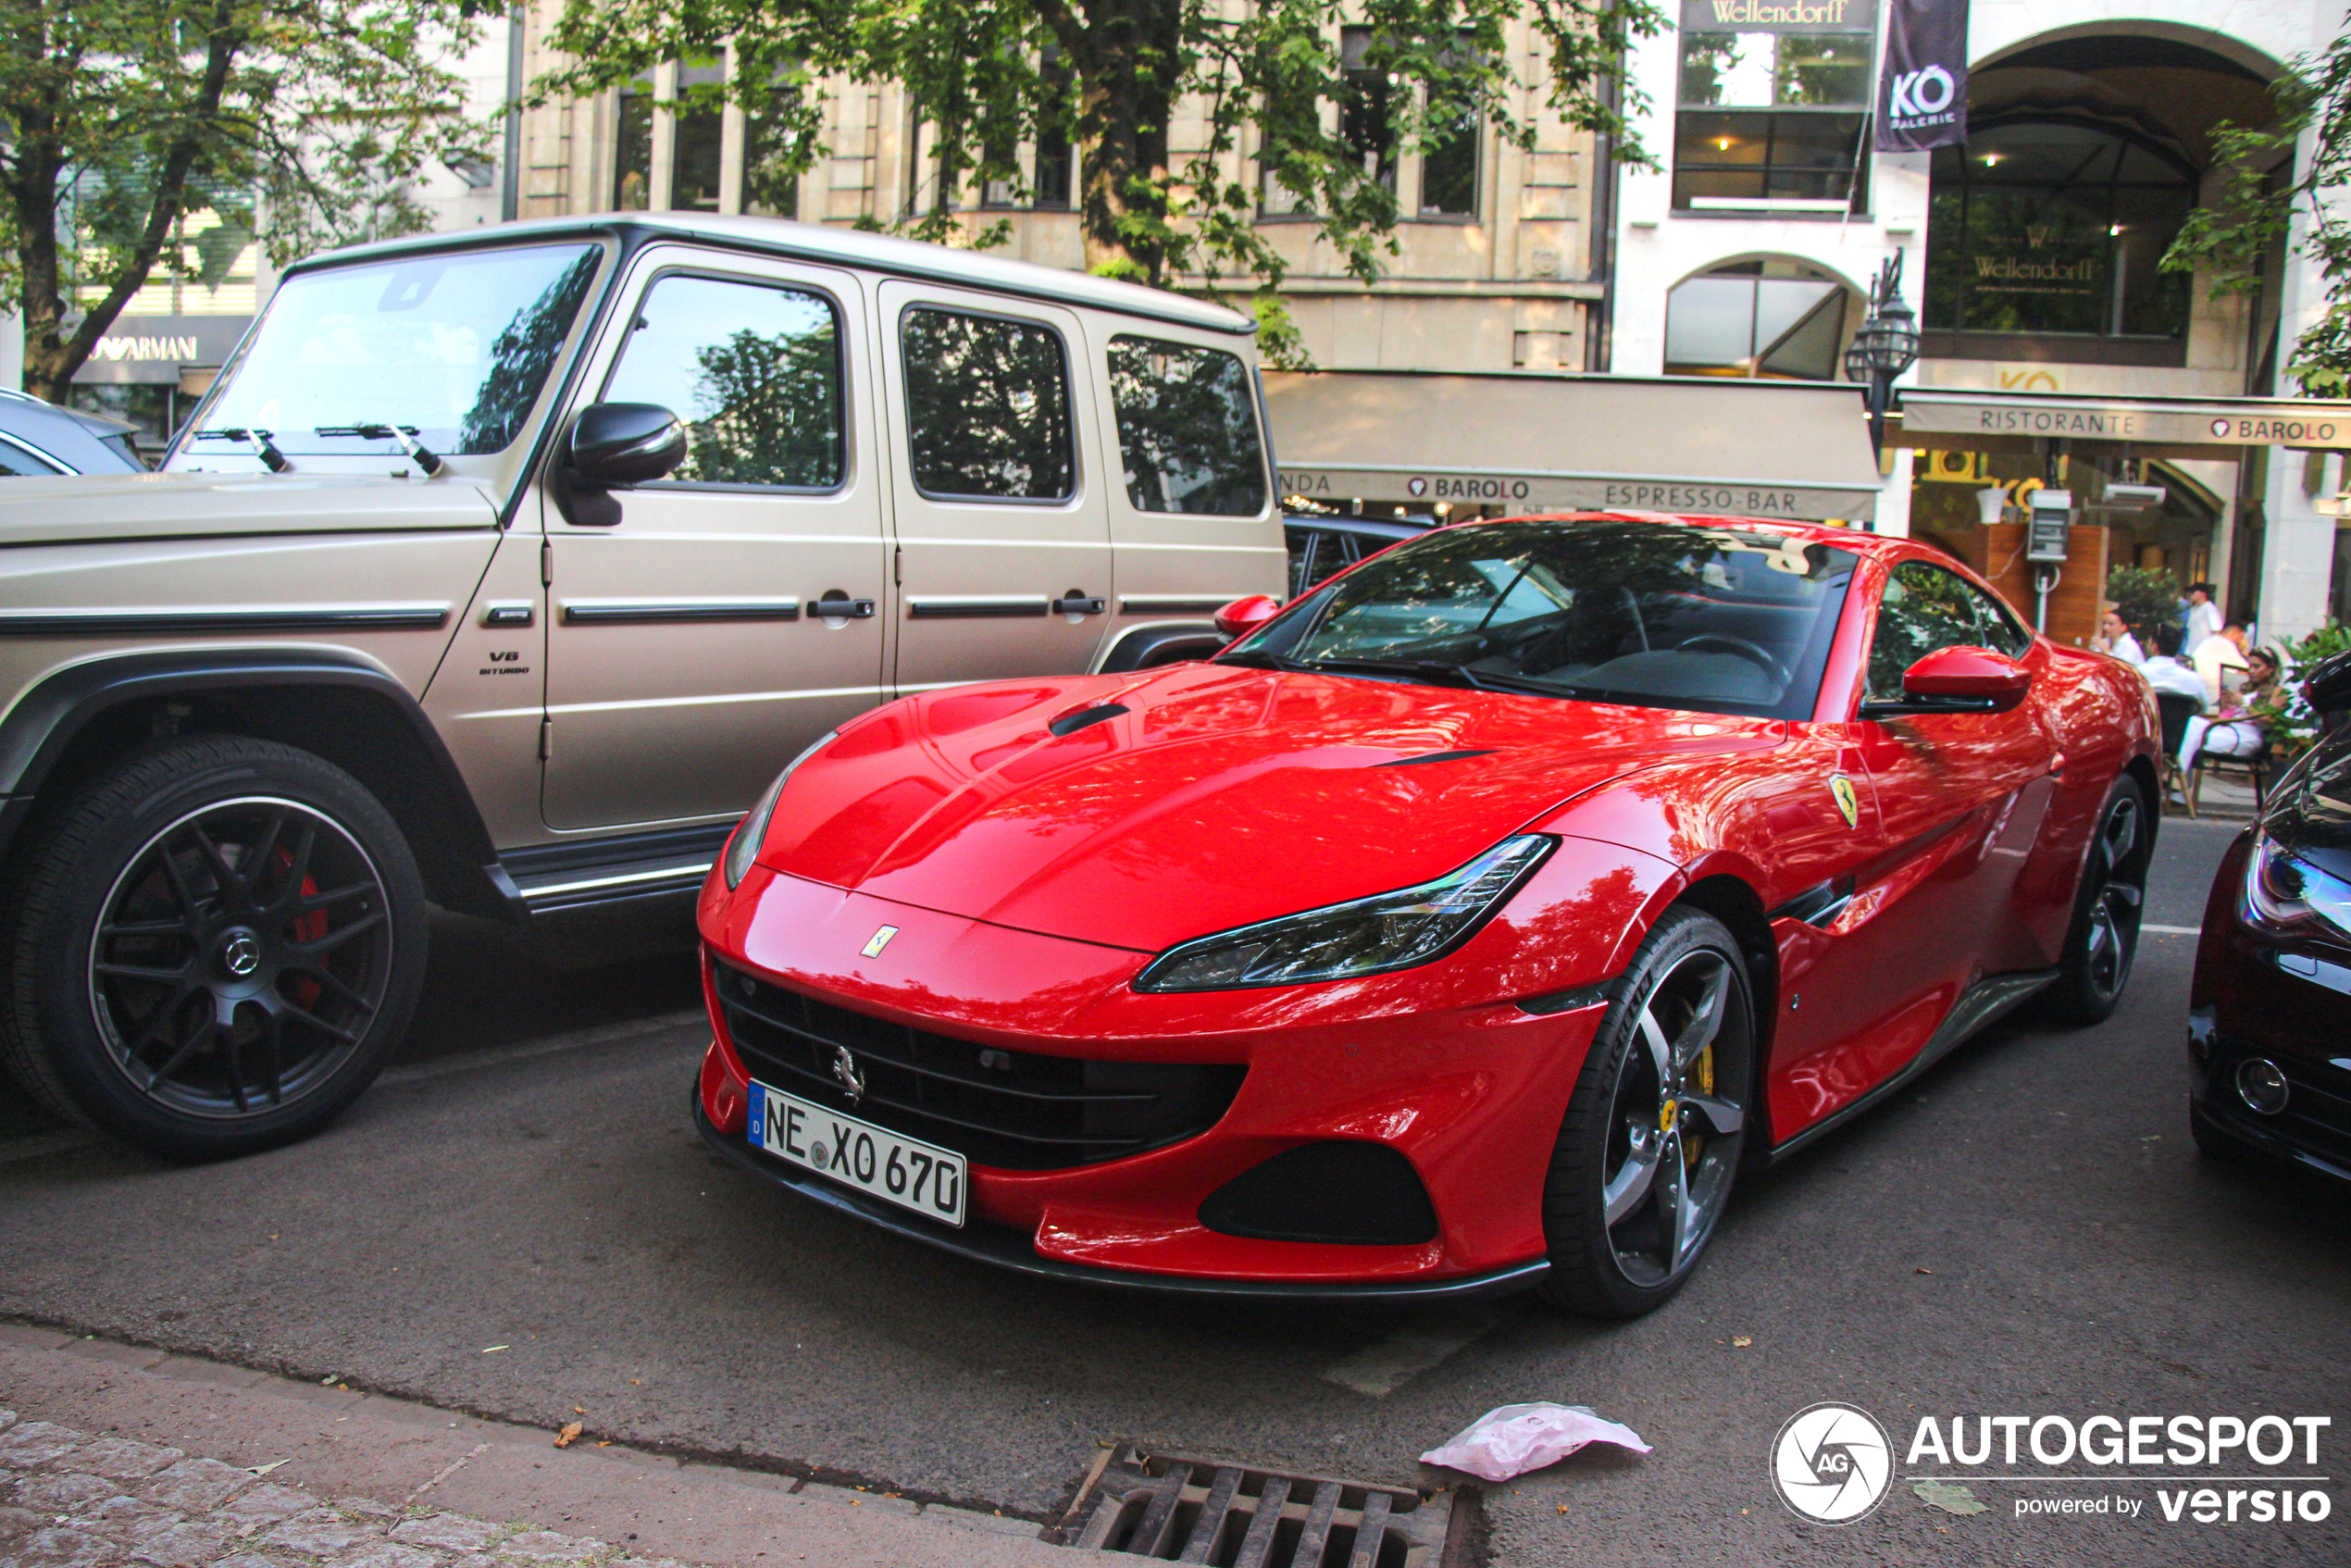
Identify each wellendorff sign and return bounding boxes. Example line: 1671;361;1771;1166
1680;0;1874;31
1901;393;2351;448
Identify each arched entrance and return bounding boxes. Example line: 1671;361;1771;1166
1662;258;1860;381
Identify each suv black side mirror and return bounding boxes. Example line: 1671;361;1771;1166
553;404;686;526
567;403;686;486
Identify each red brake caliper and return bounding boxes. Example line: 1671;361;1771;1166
276;847;328;1007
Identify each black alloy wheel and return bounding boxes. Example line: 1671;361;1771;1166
2038;776;2151;1026
1537;907;1754;1318
0;736;426;1159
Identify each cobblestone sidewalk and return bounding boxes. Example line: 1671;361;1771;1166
0;1408;696;1568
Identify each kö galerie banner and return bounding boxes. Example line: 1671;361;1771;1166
1875;0;1968;151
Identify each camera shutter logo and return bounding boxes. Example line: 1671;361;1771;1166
1772;1402;1895;1524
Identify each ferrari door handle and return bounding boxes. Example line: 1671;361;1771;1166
1052;593;1107;616
807;595;877;619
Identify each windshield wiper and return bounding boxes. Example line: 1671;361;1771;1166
1212;647;1310;672
314;424;446;477
192;428;289;473
1296;656;1501;691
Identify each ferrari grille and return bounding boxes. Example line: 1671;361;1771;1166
713;961;1245;1171
1056;1445;1457;1567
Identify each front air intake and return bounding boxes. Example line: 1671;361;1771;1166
1199;1141;1438;1245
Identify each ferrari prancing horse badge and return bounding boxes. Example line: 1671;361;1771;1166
1830;775;1860;829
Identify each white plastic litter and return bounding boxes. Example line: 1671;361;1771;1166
1418;1402;1652;1482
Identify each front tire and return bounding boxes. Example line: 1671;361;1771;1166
0;736;427;1160
1536;907;1754;1318
2037;776;2150;1027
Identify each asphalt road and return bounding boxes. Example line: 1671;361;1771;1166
3;815;2345;1567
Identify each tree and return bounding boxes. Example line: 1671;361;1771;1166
532;0;1664;359
0;0;496;402
2161;16;2351;395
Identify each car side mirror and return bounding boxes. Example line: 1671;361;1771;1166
2305;648;2351;717
1213;594;1284;641
552;403;686;526
1860;645;2033;719
567;403;686;486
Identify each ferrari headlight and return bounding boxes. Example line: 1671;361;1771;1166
1134;835;1556;992
722;728;839;890
2243;833;2351;942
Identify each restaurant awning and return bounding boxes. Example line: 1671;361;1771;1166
1262;369;1885;524
1894;388;2351;458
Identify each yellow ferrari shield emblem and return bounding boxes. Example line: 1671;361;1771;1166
1830;775;1860;829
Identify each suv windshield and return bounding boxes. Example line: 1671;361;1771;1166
1228;517;1858;720
189;243;603;459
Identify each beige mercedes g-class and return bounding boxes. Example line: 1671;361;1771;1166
0;216;1285;1159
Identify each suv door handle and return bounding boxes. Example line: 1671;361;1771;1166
1052;593;1107;616
807;595;877;619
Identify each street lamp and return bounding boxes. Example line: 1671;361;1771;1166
1844;252;1921;469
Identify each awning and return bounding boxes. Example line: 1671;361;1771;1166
1262;369;1885;524
1896;388;2351;456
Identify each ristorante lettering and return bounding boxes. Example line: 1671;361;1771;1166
1972;409;2141;436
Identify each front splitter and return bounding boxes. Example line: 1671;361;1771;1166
692;1098;1551;1307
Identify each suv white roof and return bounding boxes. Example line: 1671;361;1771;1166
292;213;1257;337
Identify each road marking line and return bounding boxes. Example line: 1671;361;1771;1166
380;1009;705;1087
1318;1306;1502;1398
2142;924;2202;935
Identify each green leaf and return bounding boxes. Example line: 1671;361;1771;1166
1912;1480;1989;1516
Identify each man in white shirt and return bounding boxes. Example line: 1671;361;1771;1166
2193;621;2250;705
2141;623;2208;709
2184;583;2222;656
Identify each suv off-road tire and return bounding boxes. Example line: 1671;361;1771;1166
0;735;428;1160
1536;906;1755;1319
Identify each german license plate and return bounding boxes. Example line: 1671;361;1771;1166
748;1081;966;1227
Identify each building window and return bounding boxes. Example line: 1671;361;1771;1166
614;80;653;210
1924;118;2196;341
670;54;726;212
1263;28;1479;218
1421;84;1478;218
1664;260;1850;380
1674;23;1872;210
982;52;1075;211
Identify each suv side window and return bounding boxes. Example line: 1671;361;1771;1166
1106;335;1266;516
901;308;1074;501
603;273;845;489
1869;560;1990;701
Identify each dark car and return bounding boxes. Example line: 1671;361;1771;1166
2189;650;2351;1185
0;390;145;474
1283;513;1424;598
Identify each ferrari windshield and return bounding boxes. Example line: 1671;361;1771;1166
1228;518;1859;720
190;243;603;458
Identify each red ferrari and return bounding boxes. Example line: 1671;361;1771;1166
693;514;2158;1315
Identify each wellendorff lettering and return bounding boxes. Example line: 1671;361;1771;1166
1974;255;2096;283
1972;409;2142;436
1707;0;1851;21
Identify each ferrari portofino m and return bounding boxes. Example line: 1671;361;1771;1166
694;515;2158;1315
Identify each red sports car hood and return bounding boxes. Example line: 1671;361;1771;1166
757;663;1781;952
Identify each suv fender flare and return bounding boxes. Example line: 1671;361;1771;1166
0;647;523;921
1097;623;1226;673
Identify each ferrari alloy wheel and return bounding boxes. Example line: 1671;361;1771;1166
0;736;427;1160
1537;907;1753;1318
2039;777;2150;1026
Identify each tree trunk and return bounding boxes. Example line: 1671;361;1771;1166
19;5;242;401
1059;0;1178;285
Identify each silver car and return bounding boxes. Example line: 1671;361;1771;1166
0;216;1284;1159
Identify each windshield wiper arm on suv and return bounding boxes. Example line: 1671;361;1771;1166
314;424;446;477
192;428;289;473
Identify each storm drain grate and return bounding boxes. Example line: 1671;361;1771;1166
1055;1444;1456;1567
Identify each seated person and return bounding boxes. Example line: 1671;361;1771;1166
2091;607;2145;666
2182;643;2282;773
2140;622;2208;709
2192;620;2251;706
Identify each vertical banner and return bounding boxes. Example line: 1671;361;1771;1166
1874;0;1968;151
